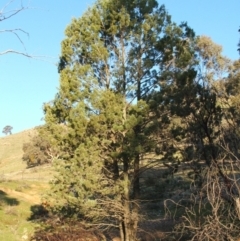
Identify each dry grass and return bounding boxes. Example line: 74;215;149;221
0;129;35;174
0;128;55;181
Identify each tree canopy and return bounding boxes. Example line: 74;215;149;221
2;125;13;135
43;1;196;240
35;1;240;241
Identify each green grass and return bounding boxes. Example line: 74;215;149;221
0;198;33;240
0;129;53;241
0;180;42;241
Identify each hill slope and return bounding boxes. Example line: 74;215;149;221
0;129;53;241
0;128;54;181
0;129;34;176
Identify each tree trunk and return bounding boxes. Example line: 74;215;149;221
133;123;141;199
133;154;140;199
120;158;138;241
113;159;120;180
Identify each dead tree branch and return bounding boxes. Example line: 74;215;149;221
0;0;39;58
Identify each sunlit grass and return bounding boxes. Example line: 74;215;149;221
0;183;34;241
0;180;50;241
0;130;53;241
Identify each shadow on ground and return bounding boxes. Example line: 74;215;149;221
0;189;19;206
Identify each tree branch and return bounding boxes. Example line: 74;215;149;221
0;0;39;59
0;0;29;22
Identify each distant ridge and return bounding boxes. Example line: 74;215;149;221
0;127;37;139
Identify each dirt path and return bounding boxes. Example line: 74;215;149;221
0;186;42;204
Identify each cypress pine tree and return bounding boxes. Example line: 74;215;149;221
44;0;195;240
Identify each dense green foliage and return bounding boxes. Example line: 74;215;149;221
32;1;240;240
43;1;196;240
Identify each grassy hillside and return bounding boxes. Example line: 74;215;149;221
0;129;34;176
0;129;53;241
0;129;55;181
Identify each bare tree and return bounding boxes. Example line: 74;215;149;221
0;0;54;64
0;0;33;57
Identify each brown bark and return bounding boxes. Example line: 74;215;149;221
120;158;138;241
133;154;140;199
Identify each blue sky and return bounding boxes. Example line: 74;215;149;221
0;0;239;137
